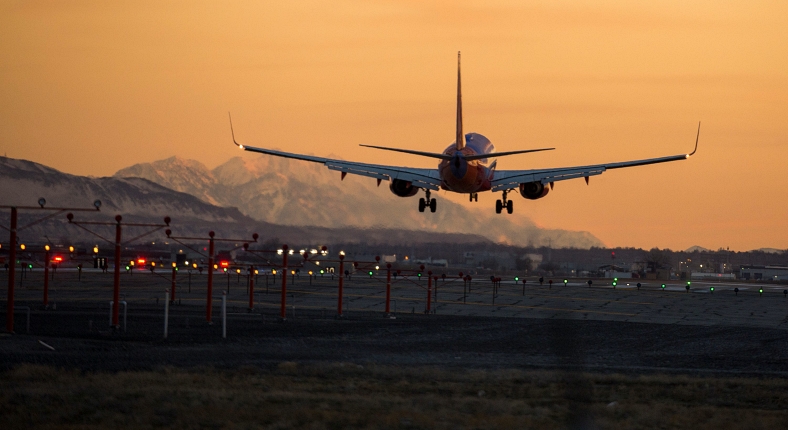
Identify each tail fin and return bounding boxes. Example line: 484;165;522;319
455;51;464;150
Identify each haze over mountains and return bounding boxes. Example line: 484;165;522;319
114;155;603;248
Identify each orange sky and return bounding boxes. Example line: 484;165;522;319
1;1;787;251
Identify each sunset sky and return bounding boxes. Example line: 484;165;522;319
1;1;786;251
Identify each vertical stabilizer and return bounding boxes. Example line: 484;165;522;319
455;51;464;150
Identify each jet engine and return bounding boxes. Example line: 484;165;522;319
389;179;419;197
519;181;549;200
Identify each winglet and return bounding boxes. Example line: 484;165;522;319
687;121;700;157
455;51;464;151
229;112;244;149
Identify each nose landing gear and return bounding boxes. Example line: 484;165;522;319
495;191;513;214
418;190;437;213
469;193;478;202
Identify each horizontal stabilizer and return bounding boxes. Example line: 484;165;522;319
359;144;453;160
464;147;555;161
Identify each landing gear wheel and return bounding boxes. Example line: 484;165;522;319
429;199;437;213
506;200;513;214
418;198;426;212
495;200;502;214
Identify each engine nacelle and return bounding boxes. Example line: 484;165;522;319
389;179;419;197
519;181;549;200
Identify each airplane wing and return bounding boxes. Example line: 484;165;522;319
491;123;700;192
236;145;443;190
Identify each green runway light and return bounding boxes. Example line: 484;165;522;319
661;284;666;289
368;271;373;277
125;266;130;271
710;287;714;292
563;279;568;285
28;264;33;269
417;273;422;277
514;276;519;281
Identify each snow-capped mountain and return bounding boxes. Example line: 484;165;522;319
115;155;603;248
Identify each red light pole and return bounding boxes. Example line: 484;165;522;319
68;213;170;329
337;254;345;318
170;264;177;305
165;230;257;323
3;199;100;333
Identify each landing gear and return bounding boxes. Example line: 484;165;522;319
419;190;437;213
469;193;478;202
496;190;514;214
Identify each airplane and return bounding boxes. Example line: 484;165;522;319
230;52;699;215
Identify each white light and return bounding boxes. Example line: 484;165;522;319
185;261;189;265
288;250;294;255
310;249;318;254
339;251;345;256
315;261;320;265
277;249;283;255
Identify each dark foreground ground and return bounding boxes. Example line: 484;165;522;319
2;279;788;428
1;303;788;375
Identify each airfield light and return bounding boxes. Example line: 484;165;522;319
308;271;313;275
563;279;568;286
254;270;259;275
125;265;130;271
38;197;46;207
710;287;714;293
277;249;283;255
193;263;198;269
272;269;277;275
54;256;63;263
288;249;294;255
514;276;519;281
320;269;325;274
184;260;189;266
93;246;99;254
375;265;379;270
137;258;146;265
687;281;691;286
637;282;642;290
368;271;373;277
213;264;218;270
291;270;296;275
418;272;422;277
759;288;763;296
236;268;241;274
45;244;50;251
130;260;135;267
28;264;33;269
339;251;345;256
223;268;227;273
151;261;156;267
220;261;229;268
69;246;74;253
20;244;25;250
661;284;666;289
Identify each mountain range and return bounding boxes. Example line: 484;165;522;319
0;156;494;247
114;155;603;248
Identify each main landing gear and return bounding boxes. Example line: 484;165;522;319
495;190;513;214
418;190;437;213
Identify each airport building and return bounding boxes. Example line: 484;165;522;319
739;265;788;281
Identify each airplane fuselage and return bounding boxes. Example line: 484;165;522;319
438;132;494;193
